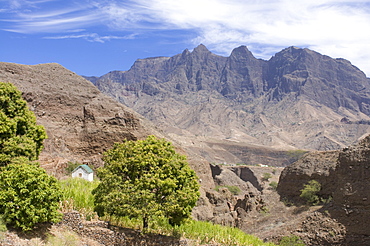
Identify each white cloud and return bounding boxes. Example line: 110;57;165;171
43;32;137;43
93;0;370;75
2;0;370;75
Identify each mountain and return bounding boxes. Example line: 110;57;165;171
91;45;370;165
0;62;208;178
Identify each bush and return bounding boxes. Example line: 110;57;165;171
269;181;278;190
300;180;321;205
215;185;241;195
0;82;47;166
0;162;62;231
280;235;305;246
262;172;272;182
65;161;81;174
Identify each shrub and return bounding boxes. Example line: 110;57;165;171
262;172;272;182
0;162;62;231
215;185;241;195
269;181;278;190
300;180;321;205
0;82;47;166
65;161;81;174
280;235;305;246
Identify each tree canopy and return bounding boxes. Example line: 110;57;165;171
93;135;200;228
0;82;47;166
0;161;62;231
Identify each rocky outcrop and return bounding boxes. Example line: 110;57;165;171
277;150;339;204
194;165;266;228
277;135;370;245
329;136;370;245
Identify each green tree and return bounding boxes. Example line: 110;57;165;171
93;135;200;229
0;82;47;166
300;180;321;205
0;161;63;231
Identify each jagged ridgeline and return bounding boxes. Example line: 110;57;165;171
90;45;370;164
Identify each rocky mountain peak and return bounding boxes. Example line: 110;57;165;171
91;45;370;162
192;44;211;54
229;45;255;60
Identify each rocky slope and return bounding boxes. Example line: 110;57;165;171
92;45;370;165
0;62;215;188
277;135;370;245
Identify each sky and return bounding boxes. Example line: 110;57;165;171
1;0;370;77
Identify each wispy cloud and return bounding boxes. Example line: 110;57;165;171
1;0;370;75
43;32;137;43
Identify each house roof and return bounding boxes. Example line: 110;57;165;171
73;164;93;174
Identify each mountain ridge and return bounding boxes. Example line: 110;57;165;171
91;44;370;164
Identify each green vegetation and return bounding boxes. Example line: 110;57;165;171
108;216;276;246
0;83;62;231
300;180;321;205
65;161;81;174
45;229;79;246
279;235;305;246
269;181;278;190
287;149;308;163
215;185;241;195
59;178;99;212
0;162;62;231
0;82;47;166
93;135;200;228
262;172;272;182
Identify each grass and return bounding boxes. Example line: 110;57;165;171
58;177;100;220
57;177;276;245
106;215;276;246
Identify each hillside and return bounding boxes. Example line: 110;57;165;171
92;45;370;165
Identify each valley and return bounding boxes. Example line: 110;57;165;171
1;43;370;245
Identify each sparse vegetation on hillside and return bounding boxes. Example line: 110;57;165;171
262;172;272;182
215;185;241;195
93;135;200;229
0;82;47;166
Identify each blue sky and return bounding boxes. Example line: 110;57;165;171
1;0;370;77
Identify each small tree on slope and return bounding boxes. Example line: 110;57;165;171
93;135;200;228
0;82;62;231
0;82;47;166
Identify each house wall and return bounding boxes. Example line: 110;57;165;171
72;168;93;181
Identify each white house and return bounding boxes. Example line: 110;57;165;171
72;164;94;181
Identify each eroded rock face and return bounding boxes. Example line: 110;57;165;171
329;136;370;244
193;165;266;227
277;135;370;245
277;151;339;204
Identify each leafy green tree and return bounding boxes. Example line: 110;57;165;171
93;135;200;228
0;82;47;166
300;180;321;205
0;161;63;231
